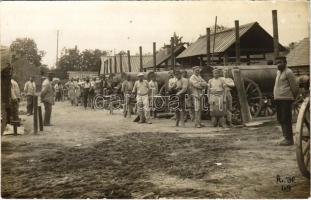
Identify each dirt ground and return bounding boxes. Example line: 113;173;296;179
1;101;310;198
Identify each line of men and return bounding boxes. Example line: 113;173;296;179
121;66;235;128
65;76;123;110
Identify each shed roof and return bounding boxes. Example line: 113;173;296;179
286;38;309;67
177;22;286;59
143;45;186;69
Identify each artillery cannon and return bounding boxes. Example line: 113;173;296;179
109;64;308;123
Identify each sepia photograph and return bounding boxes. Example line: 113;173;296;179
0;1;310;199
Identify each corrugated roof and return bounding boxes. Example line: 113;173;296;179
100;55;152;74
143;45;186;69
287;38;309;67
177;22;256;59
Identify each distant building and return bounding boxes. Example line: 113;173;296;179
67;71;98;79
100;55;153;74
176;22;286;67
286;37;309;76
143;45;186;71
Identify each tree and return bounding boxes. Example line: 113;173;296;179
56;46;82;79
55;46;108;79
117;50;127;55
81;49;108;72
210;25;229;33
10;38;45;67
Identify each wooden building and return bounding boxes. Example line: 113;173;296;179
286;37;309;76
176;22;286;67
100;55;153;74
143;45;186;71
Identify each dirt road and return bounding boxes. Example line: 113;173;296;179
1;101;310;198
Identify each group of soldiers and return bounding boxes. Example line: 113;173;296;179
120;66;235;128
64;76;116;109
61;66;235;128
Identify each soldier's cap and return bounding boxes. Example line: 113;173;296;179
275;56;287;61
192;66;201;71
174;70;181;75
212;68;222;72
137;72;144;77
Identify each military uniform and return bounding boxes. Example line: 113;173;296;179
189;70;207;128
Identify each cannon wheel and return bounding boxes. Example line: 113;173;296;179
259;96;276;117
231;78;263;124
293;94;305;116
295;97;310;178
159;84;167;96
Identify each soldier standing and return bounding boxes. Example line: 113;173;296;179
121;74;134;118
174;70;189;127
223;68;235;127
132;73;151;124
273;56;298;146
10;76;21;121
24;76;36;115
40;72;54;126
189;66;208;128
208;68;226;128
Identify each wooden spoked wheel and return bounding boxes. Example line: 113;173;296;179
295;97;310;178
259;96;276;117
231;78;263;124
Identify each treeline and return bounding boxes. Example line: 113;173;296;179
54;46;108;79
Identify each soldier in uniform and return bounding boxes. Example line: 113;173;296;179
40;72;54;126
189;66;208;128
121;74;134;117
65;78;76;106
223;68;235;127
174;70;189;127
132;73;151;124
208;68;226;127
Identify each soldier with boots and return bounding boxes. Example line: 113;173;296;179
189;66;208;128
208;68;226;128
273;56;299;146
132;73;151;124
174;70;189;127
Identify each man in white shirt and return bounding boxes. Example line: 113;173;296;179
11;77;21;121
40;73;54;126
208;68;226;128
132;73;151;124
189;66;208;128
24;76;36;115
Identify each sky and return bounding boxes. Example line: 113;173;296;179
1;1;309;68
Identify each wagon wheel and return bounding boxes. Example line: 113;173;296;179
231;78;263;124
159;84;167;96
260;96;276;117
295;97;310;178
293;94;305;116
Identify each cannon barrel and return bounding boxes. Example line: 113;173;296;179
114;70;194;87
112;65;278;94
218;65;277;94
